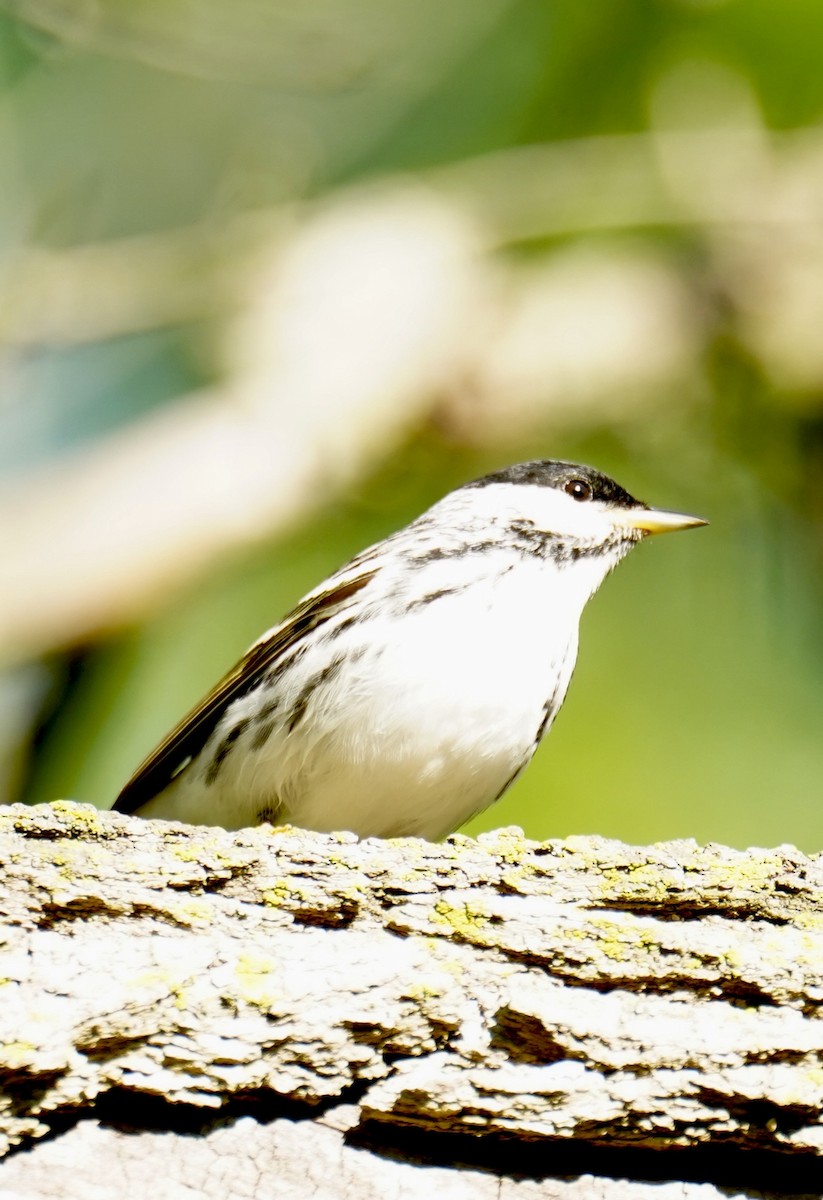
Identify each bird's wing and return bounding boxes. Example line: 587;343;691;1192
113;567;378;814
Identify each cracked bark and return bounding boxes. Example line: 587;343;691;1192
1;800;822;1200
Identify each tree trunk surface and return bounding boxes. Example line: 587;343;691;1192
1;801;822;1200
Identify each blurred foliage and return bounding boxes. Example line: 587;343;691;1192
4;0;823;848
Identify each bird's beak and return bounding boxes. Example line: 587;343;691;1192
619;507;709;536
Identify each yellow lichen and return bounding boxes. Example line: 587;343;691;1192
432;899;491;937
403;982;443;1001
233;953;279;1007
0;1041;37;1067
169;899;212;927
261;880;313;907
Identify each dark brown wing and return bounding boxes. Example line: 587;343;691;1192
113;568;377;814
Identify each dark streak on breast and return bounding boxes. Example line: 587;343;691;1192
286;653;346;733
405;584;468;611
254;695;280;723
410;541;498;567
507;519;627;565
251;720;276;751
534;651;575;747
205;718;251;786
325;613;363;641
266;642;310;682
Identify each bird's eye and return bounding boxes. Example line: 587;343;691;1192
564;478;593;502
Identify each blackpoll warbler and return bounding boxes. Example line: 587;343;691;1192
114;460;706;838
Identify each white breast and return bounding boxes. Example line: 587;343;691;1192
138;540;616;838
242;554;585;837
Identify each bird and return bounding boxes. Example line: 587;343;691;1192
113;459;706;839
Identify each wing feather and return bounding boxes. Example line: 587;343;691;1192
113;567;377;814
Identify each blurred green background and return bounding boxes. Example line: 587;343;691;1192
3;0;823;850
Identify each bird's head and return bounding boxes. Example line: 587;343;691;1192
454;459;707;570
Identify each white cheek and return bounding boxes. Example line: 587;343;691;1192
470;484;617;540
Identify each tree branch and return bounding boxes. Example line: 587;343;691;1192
1;801;821;1199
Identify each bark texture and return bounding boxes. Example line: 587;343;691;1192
1;801;822;1200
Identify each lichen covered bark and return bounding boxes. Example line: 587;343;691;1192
1;801;822;1198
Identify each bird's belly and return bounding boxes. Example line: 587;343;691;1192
244;605;576;838
147;582;580;838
